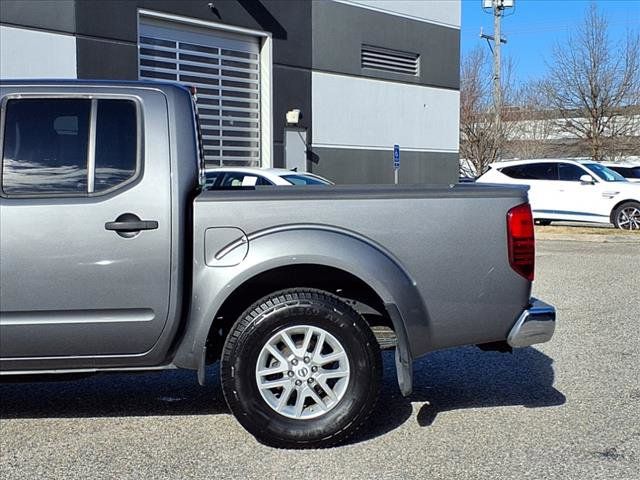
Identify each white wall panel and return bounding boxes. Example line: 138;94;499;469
336;0;461;28
0;26;77;79
312;71;459;152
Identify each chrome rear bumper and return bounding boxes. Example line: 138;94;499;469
507;298;556;348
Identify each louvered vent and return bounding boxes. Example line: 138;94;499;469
139;26;260;167
361;45;420;76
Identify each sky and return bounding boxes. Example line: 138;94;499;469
461;0;640;85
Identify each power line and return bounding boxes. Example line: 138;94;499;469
463;17;639;37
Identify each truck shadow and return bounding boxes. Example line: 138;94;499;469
0;365;229;419
350;346;566;444
0;347;565;445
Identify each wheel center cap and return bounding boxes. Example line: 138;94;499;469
296;367;309;378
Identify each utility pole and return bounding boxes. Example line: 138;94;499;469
481;0;513;159
493;0;501;138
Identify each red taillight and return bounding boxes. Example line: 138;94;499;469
507;203;535;281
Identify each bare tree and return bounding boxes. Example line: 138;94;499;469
504;81;554;160
503;80;556;159
459;47;515;175
543;2;640;161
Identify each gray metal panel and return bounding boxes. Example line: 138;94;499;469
312;0;460;90
309;147;459;184
0;26;78;80
0;0;76;34
76;38;139;80
273;64;312;146
285;128;307;172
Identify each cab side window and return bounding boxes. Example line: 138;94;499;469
2;99;90;194
2;98;138;196
94;100;138;192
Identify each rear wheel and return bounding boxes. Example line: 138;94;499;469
220;288;382;448
612;201;640;230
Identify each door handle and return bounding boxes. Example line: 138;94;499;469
105;220;158;231
105;213;158;237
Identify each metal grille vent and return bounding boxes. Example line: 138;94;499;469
139;31;260;167
361;45;420;76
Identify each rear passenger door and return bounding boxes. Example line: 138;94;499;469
0;91;172;363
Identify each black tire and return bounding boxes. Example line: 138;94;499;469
535;219;552;226
220;288;382;448
612;201;640;230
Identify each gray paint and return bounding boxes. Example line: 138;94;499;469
0;26;77;79
285;128;308;172
310;147;459;184
312;0;460;90
342;0;461;28
76;38;138;80
273;142;285;168
311;71;459;152
0;0;76;34
272;64;312;146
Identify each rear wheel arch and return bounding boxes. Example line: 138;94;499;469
611;200;640;229
173;228;427;394
610;199;637;219
206;263;410;368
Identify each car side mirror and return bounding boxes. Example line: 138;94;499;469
580;174;595;184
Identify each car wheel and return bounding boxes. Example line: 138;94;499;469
612;201;640;230
535;219;552;226
220;288;382;448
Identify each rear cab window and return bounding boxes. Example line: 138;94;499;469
1;97;140;197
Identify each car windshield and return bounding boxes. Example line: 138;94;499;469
583;163;627;182
281;174;331;185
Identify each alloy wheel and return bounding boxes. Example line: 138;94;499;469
255;325;350;419
617;206;640;230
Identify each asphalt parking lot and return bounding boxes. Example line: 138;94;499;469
1;238;639;479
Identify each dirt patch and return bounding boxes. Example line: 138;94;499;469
535;225;639;243
536;226;636;235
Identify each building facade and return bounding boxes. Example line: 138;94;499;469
1;0;460;184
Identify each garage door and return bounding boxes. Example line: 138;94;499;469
139;18;261;167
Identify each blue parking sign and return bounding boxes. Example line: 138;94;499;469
393;144;400;169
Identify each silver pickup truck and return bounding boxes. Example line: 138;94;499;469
0;81;556;448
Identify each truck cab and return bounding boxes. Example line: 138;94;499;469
0;82;198;370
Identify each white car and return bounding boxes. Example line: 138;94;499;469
204;167;333;188
600;163;640;183
477;159;640;230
